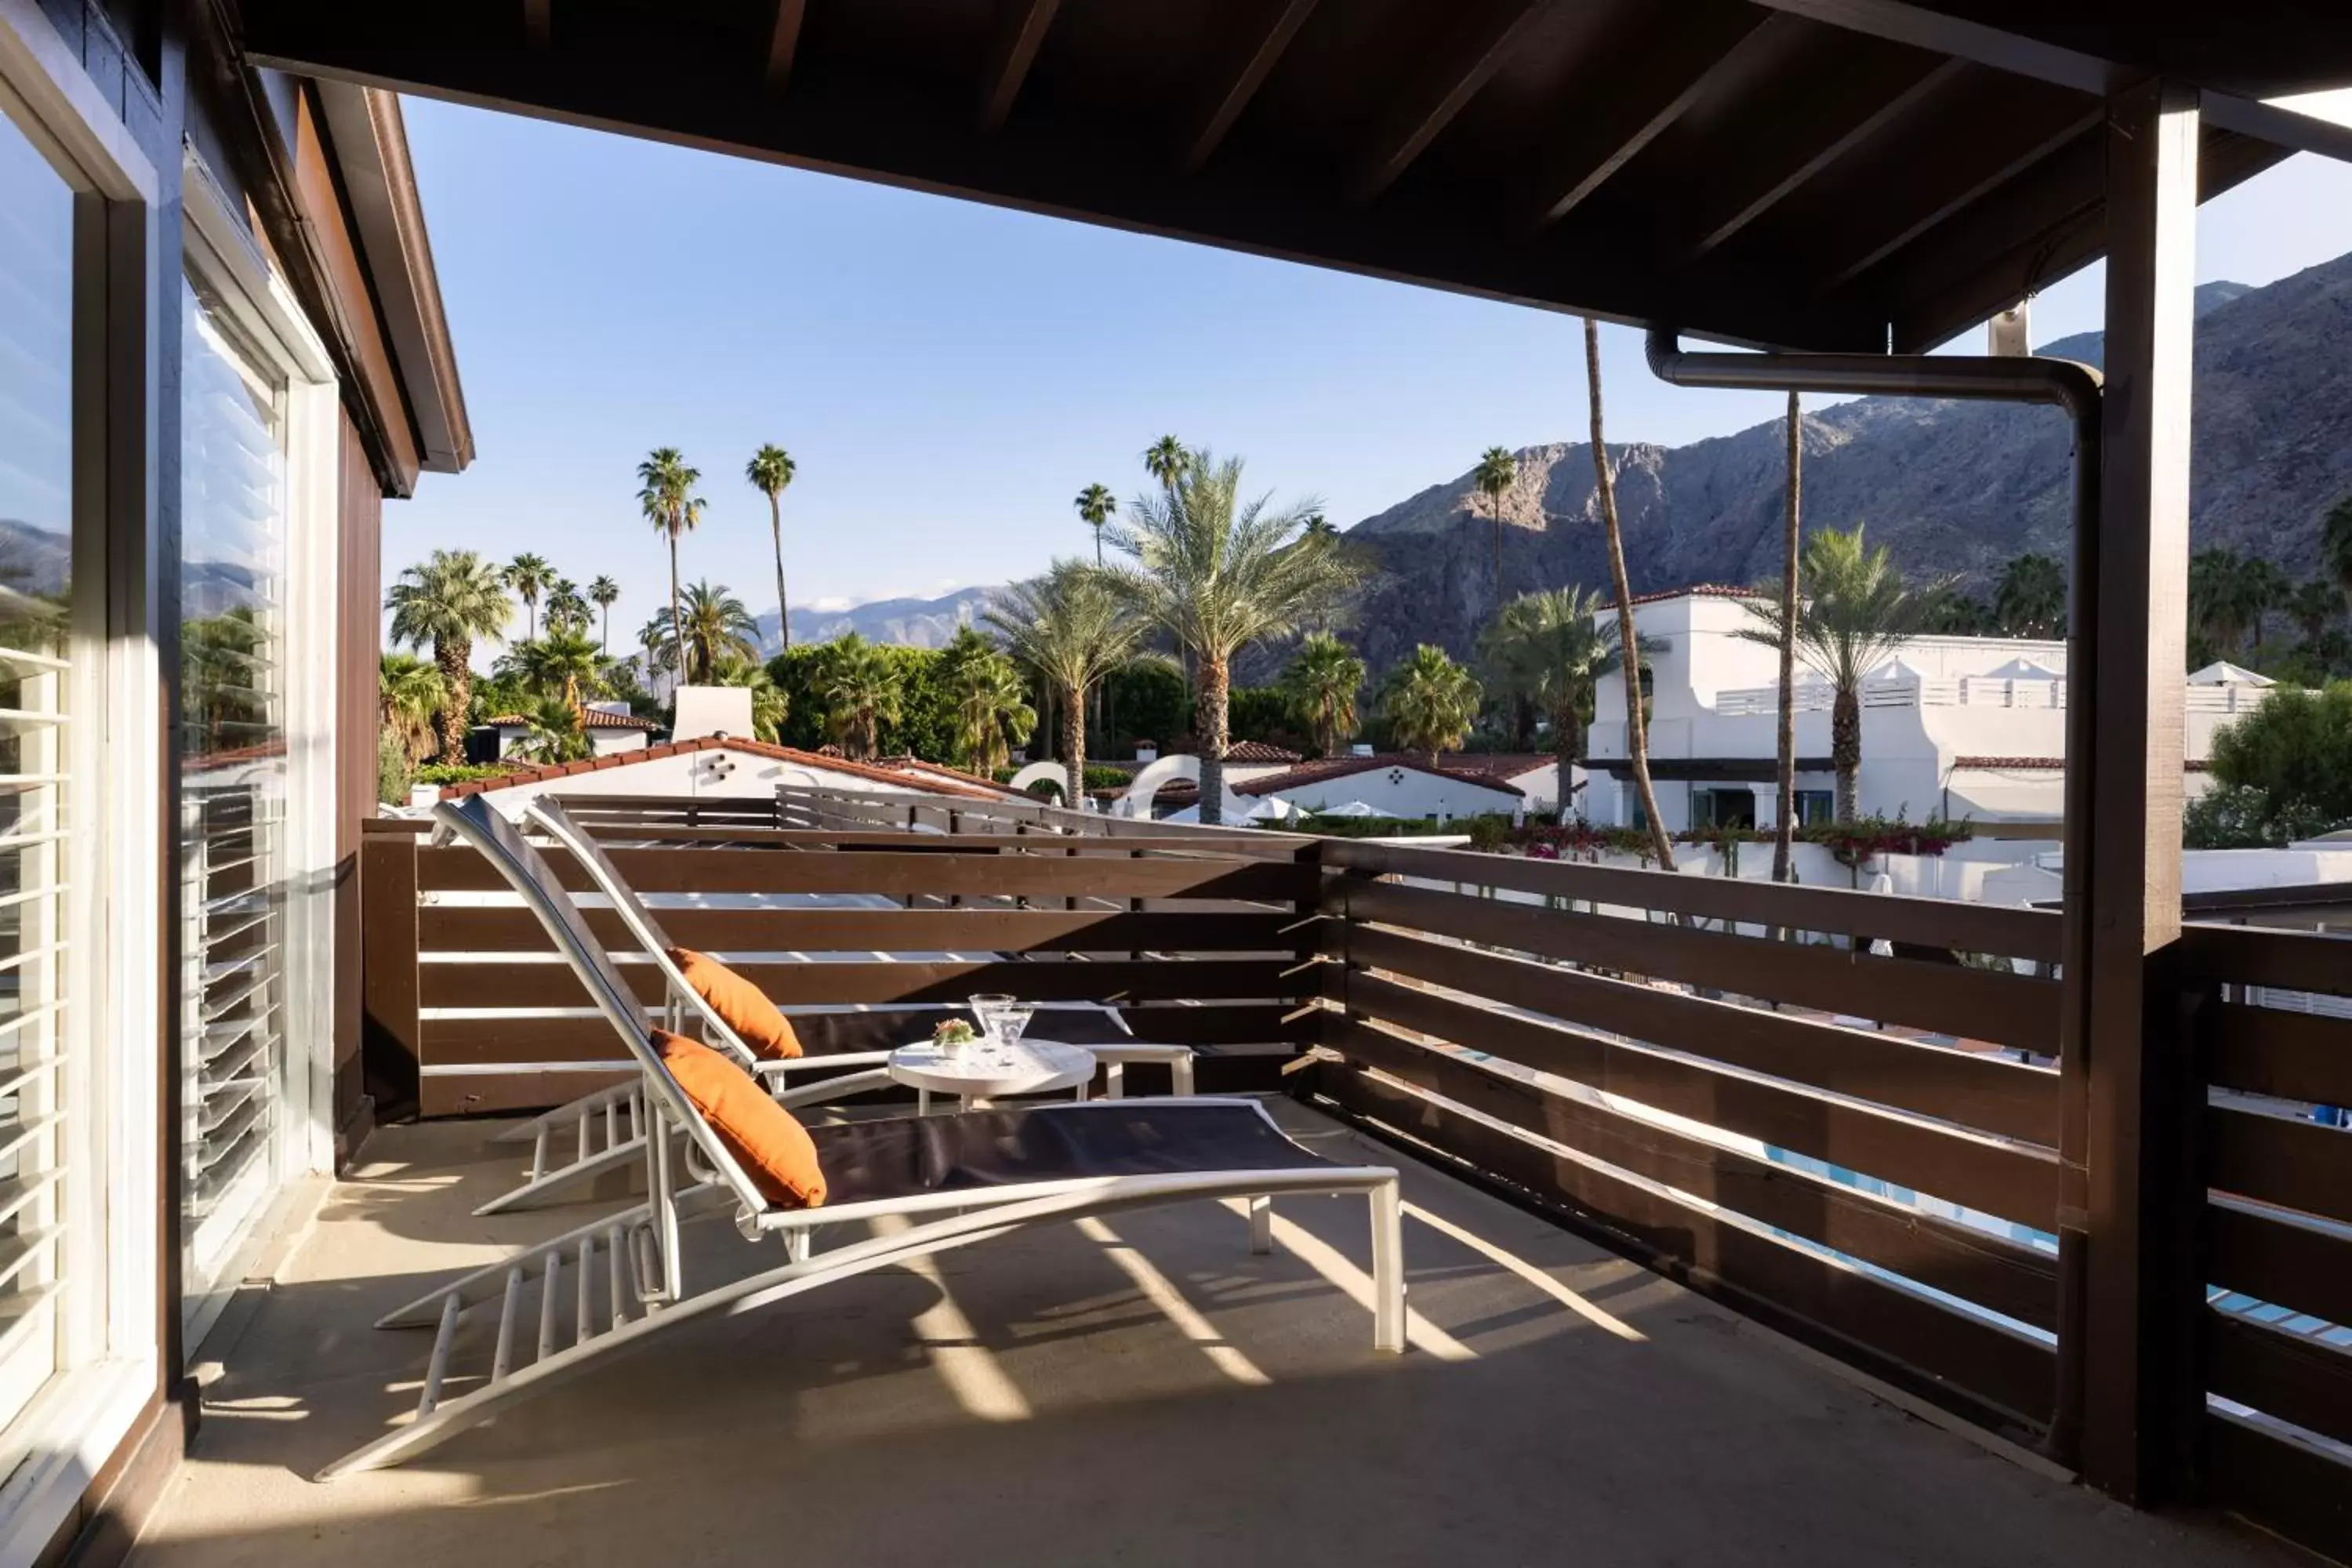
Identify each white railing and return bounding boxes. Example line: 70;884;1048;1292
1711;677;2273;717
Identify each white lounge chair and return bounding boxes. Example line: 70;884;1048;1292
475;797;1196;1214
318;797;1403;1480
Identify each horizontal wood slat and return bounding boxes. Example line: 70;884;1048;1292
1336;880;2058;1053
419;845;1314;901
1323;839;2063;960
419;1004;1308;1065
1335;922;2058;1146
2201;1002;2352;1105
2204;1413;2352;1567
577;824;1314;858
416;906;1301;956
2205;1200;2352;1330
2178;922;2352;996
1324;1018;2057;1329
1312;1060;2054;1428
2207;1104;2352;1227
2206;1310;2352;1450
1332;972;2056;1226
423;1069;630;1119
420;956;1300;1010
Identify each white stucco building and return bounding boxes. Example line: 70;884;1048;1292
1232;754;1526;820
1584;588;2274;833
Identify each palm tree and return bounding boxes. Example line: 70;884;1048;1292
511;696;590;765
949;650;1036;776
379;652;446;768
504;553;555;641
1772;390;1802;882
1473;445;1517;607
708;652;787;742
635;615;675;691
1279;631;1366;759
985;561;1145;805
1302;512;1338;541
1737;523;1926;823
1143;435;1189;492
2325;494;2352;621
669;580;760;684
2190;547;2257;660
495;626;607;713
1584;318;1675;867
637;446;704;671
746;444;797;651
2288;579;2341;644
1479;587;1631;816
590;575;620;651
812;633;902;759
1993;553;2067;639
386;548;514;762
1917;586;1991;634
1073;483;1116;568
544;577;590;637
1381;644;1482;766
1103;451;1363;824
2242;557;2289;659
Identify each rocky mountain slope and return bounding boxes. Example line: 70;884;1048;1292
755;585;996;654
1339;258;2352;674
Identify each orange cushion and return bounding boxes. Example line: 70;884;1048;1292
655;1031;826;1208
667;947;802;1059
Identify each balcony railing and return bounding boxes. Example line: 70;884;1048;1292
1711;677;2277;717
359;784;2352;1563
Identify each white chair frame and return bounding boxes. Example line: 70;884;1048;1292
318;798;1402;1482
474;797;1195;1214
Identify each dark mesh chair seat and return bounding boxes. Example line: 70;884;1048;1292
812;1102;1338;1209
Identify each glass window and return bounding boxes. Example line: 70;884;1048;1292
177;275;289;1333
1795;790;1835;826
0;107;78;1432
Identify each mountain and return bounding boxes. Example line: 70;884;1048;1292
1336;256;2352;676
755;586;999;653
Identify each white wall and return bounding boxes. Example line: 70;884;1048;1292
1265;765;1521;820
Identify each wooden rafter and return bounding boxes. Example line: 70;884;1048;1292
976;0;1063;133
765;0;807;92
1680;55;1965;260
523;0;550;50
1179;0;1319;174
1522;5;1780;232
1348;0;1549;206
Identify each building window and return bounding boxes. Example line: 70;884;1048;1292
178;276;292;1335
1691;788;1757;829
1795;790;1835;826
0;103;81;1439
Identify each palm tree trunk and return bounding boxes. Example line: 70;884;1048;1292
1491;495;1503;612
1773;389;1801;883
667;532;684;693
1062;678;1087;811
433;637;471;763
770;494;791;652
1831;687;1861;823
601;604;611;653
1555;702;1579;822
1584;318;1675;869
1197;654;1230;826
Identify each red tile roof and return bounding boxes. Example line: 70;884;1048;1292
439;737;1007;800
1952;756;2210;772
1628;583;1769;607
1223;739;1304;764
1230;753;1526;799
485;708;656;731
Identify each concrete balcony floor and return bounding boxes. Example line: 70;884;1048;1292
136;1099;2298;1566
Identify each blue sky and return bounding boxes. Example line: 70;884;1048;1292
388;97;2352;647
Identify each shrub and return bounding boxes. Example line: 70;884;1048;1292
414;762;514;786
2192;681;2352;847
376;731;412;805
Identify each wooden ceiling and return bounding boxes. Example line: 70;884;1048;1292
230;0;2350;352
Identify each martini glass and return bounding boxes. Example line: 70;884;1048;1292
967;993;1013;1046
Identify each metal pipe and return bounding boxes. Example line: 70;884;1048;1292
1645;328;2104;1465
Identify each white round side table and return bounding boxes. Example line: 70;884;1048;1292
886;1038;1098;1112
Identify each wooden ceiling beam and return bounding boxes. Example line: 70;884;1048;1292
1178;0;1319;174
1801;87;2101;292
1522;5;1781;232
522;0;550;50
1679;54;1965;260
976;0;1064;133
765;0;807;92
1348;0;1549;206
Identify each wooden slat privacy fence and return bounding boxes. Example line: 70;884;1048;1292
361;790;2352;1559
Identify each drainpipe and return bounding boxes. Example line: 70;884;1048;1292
1645;328;2103;1463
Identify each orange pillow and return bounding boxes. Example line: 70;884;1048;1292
656;1032;826;1208
667;947;802;1059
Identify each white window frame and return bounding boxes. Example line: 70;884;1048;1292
0;3;166;1561
179;148;341;1352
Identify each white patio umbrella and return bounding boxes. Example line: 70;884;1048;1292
1317;800;1388;818
1244;797;1303;822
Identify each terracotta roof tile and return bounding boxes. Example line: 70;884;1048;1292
1231;753;1527;798
440;737;1011;801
